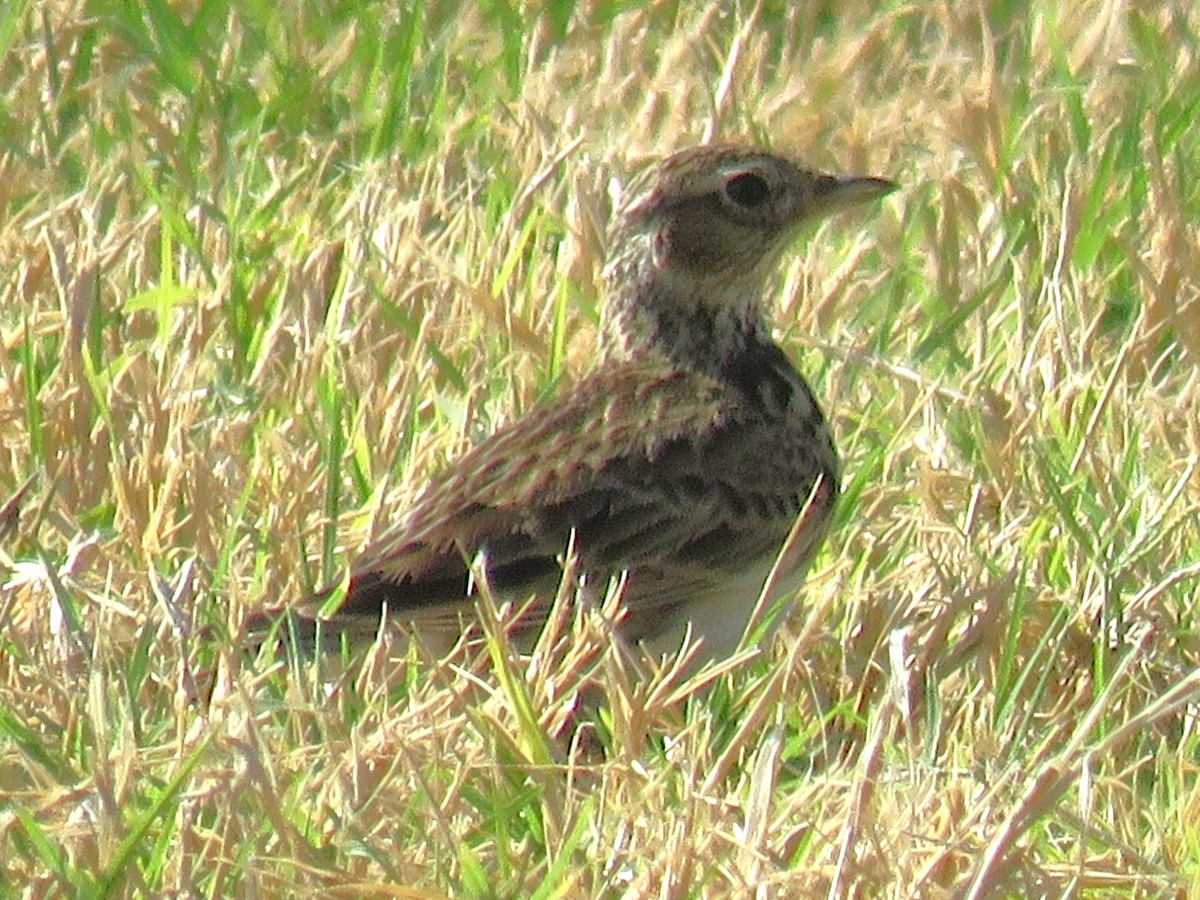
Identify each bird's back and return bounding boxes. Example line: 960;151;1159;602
315;337;837;661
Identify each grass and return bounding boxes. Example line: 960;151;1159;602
2;0;1200;895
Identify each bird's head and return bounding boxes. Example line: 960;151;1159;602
602;145;894;363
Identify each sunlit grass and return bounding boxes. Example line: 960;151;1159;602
2;0;1200;895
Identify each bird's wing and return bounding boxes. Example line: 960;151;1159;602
316;357;834;637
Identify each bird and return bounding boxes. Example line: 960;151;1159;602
257;144;894;669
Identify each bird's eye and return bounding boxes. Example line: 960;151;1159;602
724;172;771;208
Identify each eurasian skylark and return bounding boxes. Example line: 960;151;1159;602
265;145;893;666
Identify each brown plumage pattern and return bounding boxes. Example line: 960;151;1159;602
258;145;894;664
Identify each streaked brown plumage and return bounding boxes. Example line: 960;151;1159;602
261;145;894;665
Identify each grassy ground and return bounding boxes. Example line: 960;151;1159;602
2;0;1200;896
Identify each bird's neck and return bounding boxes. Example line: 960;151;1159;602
600;253;773;376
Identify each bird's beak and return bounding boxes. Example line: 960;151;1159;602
811;174;897;212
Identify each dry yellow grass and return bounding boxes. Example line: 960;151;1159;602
2;1;1200;896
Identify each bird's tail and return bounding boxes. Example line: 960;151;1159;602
242;579;373;653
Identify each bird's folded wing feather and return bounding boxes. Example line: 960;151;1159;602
308;360;825;634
